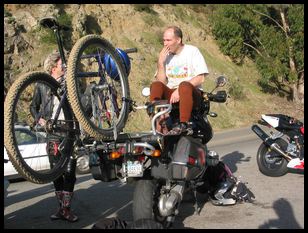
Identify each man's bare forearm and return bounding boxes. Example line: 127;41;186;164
189;74;206;87
155;65;167;84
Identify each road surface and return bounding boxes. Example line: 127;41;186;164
4;126;304;229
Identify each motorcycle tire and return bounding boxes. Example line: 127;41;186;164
67;34;130;140
256;138;289;177
76;154;90;174
4;72;75;184
133;179;167;226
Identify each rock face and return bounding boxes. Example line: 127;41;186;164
4;4;143;87
4;4;212;90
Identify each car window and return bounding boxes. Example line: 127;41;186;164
15;128;46;145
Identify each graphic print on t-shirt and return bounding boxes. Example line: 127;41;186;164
166;65;188;79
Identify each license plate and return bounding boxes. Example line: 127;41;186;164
123;161;143;177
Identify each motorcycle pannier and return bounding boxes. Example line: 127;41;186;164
90;152;120;182
171;136;206;180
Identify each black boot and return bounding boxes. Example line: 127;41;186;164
50;191;63;220
167;122;193;136
61;191;78;222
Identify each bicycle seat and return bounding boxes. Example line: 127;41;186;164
39;17;70;31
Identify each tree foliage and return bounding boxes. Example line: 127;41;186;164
209;4;304;103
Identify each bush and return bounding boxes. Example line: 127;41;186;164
133;4;156;14
228;78;245;100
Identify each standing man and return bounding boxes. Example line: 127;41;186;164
30;51;78;222
150;26;209;135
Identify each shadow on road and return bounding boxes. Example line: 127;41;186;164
5;178;135;229
220;151;251;173
258;198;302;229
5;174;94;207
173;192;208;229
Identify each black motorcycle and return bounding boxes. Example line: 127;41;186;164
90;76;253;227
251;114;304;177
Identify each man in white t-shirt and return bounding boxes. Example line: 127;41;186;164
150;26;209;135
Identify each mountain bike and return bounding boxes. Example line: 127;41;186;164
4;17;137;183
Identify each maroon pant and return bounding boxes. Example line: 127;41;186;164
150;81;202;122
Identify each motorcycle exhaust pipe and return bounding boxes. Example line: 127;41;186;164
158;183;184;217
251;125;292;161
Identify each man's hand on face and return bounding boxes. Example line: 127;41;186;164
170;88;180;104
158;46;170;66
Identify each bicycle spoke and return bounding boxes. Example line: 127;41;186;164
67;35;130;139
4;72;74;183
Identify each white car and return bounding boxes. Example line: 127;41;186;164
4;125;49;180
4;125;91;180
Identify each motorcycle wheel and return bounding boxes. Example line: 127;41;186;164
256;138;289;177
76;154;90;174
4;72;75;184
133;179;167;226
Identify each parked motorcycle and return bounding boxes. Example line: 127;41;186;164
90;76;253;228
251;114;304;177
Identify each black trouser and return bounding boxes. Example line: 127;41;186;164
48;140;76;192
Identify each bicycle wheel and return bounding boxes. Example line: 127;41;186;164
4;72;75;184
67;34;130;140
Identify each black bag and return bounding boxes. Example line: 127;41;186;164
196;161;228;194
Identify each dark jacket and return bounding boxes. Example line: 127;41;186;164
30;83;55;122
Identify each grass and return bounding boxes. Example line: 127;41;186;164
121;4;304;133
143;14;165;27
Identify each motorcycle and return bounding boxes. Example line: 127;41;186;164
4;20;252;226
251;114;304;177
90;76;253;228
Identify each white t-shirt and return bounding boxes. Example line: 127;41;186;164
163;44;209;89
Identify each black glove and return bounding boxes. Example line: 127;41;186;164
232;181;255;203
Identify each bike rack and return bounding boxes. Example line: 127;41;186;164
151;104;172;135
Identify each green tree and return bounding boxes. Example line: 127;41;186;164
210;4;304;103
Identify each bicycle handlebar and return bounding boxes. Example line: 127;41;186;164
123;48;138;54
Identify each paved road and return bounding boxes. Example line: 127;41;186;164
4;126;304;229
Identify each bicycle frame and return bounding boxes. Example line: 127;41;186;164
5;16;139;184
41;17;137;146
43;19;118;137
44;23;80;136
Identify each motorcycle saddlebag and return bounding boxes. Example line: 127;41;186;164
90;152;120;182
171;136;206;180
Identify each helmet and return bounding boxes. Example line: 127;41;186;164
210;179;237;206
103;48;131;80
207;150;219;166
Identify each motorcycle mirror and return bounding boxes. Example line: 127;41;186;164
142;87;150;97
216;75;227;87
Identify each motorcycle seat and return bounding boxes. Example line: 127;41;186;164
274;114;303;130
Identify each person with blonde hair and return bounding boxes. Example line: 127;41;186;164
30;51;78;222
